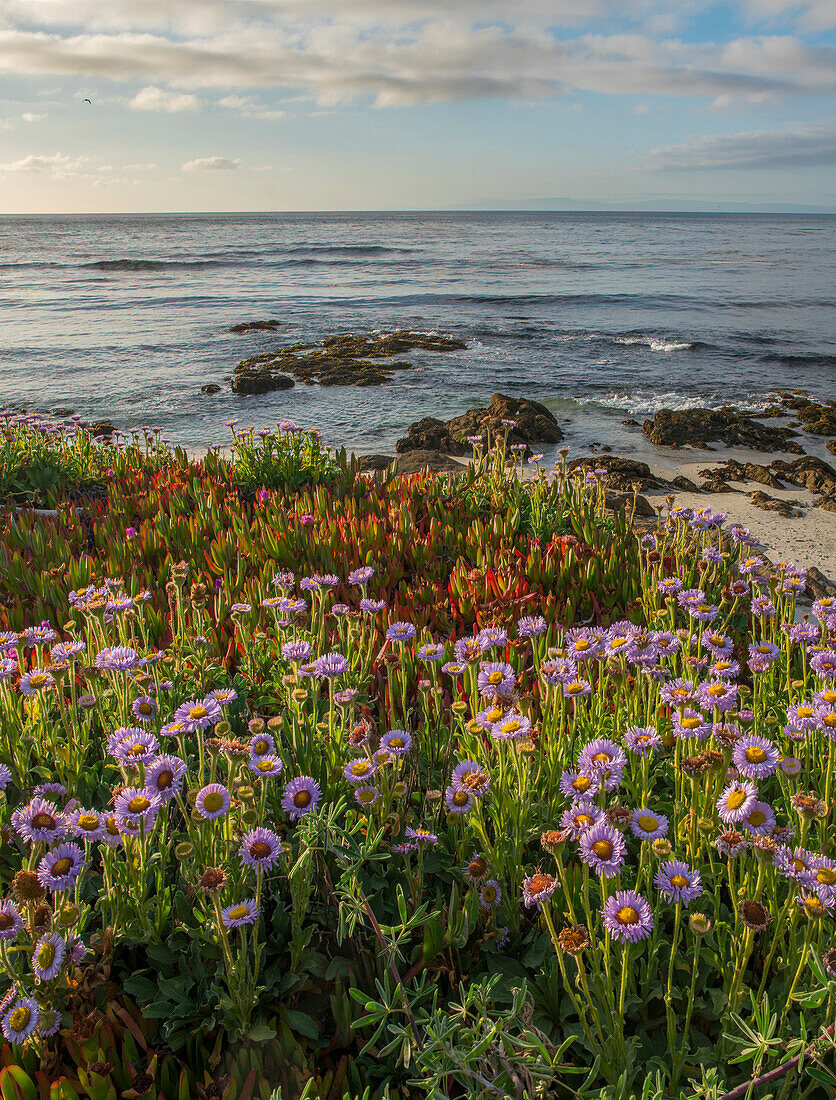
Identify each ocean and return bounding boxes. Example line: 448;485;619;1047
1;211;834;458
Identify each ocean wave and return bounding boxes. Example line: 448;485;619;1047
613;335;695;351
573;392;769;417
81;259;218;272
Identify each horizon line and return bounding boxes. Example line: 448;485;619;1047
1;206;834;217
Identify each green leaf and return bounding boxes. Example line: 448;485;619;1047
284;1010;320;1041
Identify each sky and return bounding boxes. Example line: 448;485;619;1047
0;0;834;212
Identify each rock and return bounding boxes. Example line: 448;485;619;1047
807;566;836;599
393;450;466;476
446;393;563;448
699;474;741;494
52;408;74;417
670;475;700;492
201;384;221;395
230;373;295;396
233;330;465;389
354;454;394;474
605;490;656;517
90;420;115;437
396;418;469;456
569;456;659;492
698;460;784;490
770;456;836;496
765;392;836;437
621;418;640;428
814;497;836;514
643;407;801;452
747;490;802;518
229;320;283;334
828;440;836;457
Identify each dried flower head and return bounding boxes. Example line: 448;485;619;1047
557;924;590;955
197;867;228;894
740;898;772;932
11;869;45;903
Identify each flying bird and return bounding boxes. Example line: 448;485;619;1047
82;98;92;104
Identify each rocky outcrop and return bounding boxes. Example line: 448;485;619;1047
807;566;836;599
828;440;836;458
643;408;802;453
394;450;467;476
229;320;283;334
605;490;655;517
770;456;836;496
201;384;221;395
231;331;466;391
91;421;115;438
230;372;295;396
697;460;784;490
568;456;659;492
396;394;562;456
747;491;802;518
761;392;836;438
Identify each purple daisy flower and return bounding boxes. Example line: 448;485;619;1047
602;890;654;944
450;760;490;798
490;712;531;741
221;898;259;928
445;785;473;814
248;755;284;778
12;797;66;844
114;786;161;827
68;807;106;842
477;661;516;698
94;646;140;672
230;602;252;614
477;627;507;652
0;901;24;941
349;566;375;585
660;678;696;707
2;997;39;1044
354;785;379;809
673;709;710;741
702;631;734;658
360;598;385;613
312;652;350;678
344;758;377;784
655;860;702;905
624;726;662;756
0;764;11;791
577;739;627;778
131;695;157;723
249;732;276;759
480;880;502;907
811;650;836;680
32;932;66;980
697;680;738;714
561;678;592;699
173;697;222;732
417;643;446;662
109;728;159;767
405;826;438;845
18;669;55;696
240;827;284;870
559;800;602;838
559;770;597;800
145;755;187;802
386;622;416;643
717;779;758;824
742;800;776;835
566;629;601;662
381;730;413;756
540;657;577;685
733;734;780;780
208;687;238;706
517;615;547;638
37;842;85;892
442;661;466;676
522;871;558;909
579;821;626;879
630;808;669;841
195;784;231;820
281;776;322;820
282;640;312;663
786;702;820;731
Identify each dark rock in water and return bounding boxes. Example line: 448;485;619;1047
229;320;283;334
698;460;784;490
233;330;465;389
770;456;836;496
230;373;295;396
807;566;836;599
201;384;221;395
396;418;468;456
621;418;640;428
605;490;655;517
52;408;74;417
446;393;563;448
747;490;802;518
355;454;395;474
393;450;466;476
91;420;115;437
764;392;836;438
643;408;801;452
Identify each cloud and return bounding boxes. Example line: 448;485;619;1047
647;122;836;169
21;111;46;121
129;84;202;111
0;151;89;175
181;154;240;169
216;94;285;119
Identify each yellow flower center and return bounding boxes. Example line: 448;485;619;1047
250;841;270;858
797;706;814;719
715;660;730;671
37;943;56;968
707;684;724;697
202;792;224;813
78;814;99;831
51;858;72;877
823;714;836;728
482;886;497;903
804;897;825;916
9;1007;31;1031
572;776;592;793
469;859;487;877
138;703;153;714
486;709;503;723
189;705;208;719
748;811;767;827
501;720;521;735
0;915;13;931
637;815;658;833
710;636;724;646
726;789;747;810
745;747;767;763
616;906;639;925
670;875;688;889
452;790;469;806
574;639;590;651
816;868;836;886
682;717;701;729
228;905;249;920
389;737;405;748
488;671;503;685
576;814;594;827
351;762;371;776
293;790;312;808
106;816;119;836
592;840;613;859
757;645;771;654
127;743;149;757
611;637;627;649
592;752;612;764
357;790;376;805
128;796;150;814
32;812;55;830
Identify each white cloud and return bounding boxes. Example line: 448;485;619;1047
21;111;46;121
647;122;836;169
181;154;240;169
216;94;285;119
0;151;89;175
129;84;202;111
